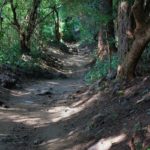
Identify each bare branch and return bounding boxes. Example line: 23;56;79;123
36;9;54;26
10;0;20;30
26;0;42;41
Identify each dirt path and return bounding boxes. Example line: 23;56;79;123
1;52;150;150
0;54;93;150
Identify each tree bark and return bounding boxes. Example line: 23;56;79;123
53;6;61;42
118;1;133;61
20;32;30;53
10;0;41;54
98;0;117;59
118;25;150;79
117;0;150;79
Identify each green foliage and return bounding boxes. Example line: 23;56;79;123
41;25;55;41
85;55;118;83
0;44;21;65
0;0;102;50
60;0;101;43
62;17;80;42
0;0;116;73
0;43;41;71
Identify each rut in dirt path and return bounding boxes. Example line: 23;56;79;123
0;53;93;150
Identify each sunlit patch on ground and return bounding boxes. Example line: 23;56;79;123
0;111;41;125
48;106;84;122
11;90;30;97
88;133;127;150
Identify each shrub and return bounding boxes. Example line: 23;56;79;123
85;55;118;83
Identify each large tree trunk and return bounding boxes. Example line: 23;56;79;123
98;0;117;59
117;0;150;79
118;1;133;61
118;25;150;79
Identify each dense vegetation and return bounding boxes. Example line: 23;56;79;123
0;0;150;80
1;1;150;150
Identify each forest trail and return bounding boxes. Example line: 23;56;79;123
1;49;150;150
0;52;93;150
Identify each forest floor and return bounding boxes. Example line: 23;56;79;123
0;46;150;150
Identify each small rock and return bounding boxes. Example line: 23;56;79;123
36;88;53;96
0;101;9;108
34;138;43;145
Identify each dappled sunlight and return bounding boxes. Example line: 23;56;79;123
48;105;84;122
68;129;79;136
63;55;92;68
71;92;100;108
39;137;65;150
0;0;149;149
0;111;41;125
45;138;60;144
88;133;127;150
0;102;85;126
47;91;100;123
39;127;80;150
11;90;30;97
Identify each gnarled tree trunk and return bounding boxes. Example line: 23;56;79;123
10;0;41;54
118;25;150;79
117;0;150;79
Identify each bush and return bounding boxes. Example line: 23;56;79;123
0;43;42;72
0;44;21;65
85;55;118;83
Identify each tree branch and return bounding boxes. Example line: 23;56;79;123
132;0;145;30
35;5;60;27
10;0;20;31
26;0;42;41
35;9;54;26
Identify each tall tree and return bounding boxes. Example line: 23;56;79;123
9;0;42;53
0;0;7;30
53;5;61;42
117;1;132;62
117;0;150;79
97;0;117;59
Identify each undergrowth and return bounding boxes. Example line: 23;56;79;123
85;55;118;83
0;44;42;71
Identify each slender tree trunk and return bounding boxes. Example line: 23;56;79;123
98;0;117;59
10;0;41;54
53;6;61;42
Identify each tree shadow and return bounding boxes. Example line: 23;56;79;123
1;77;150;150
